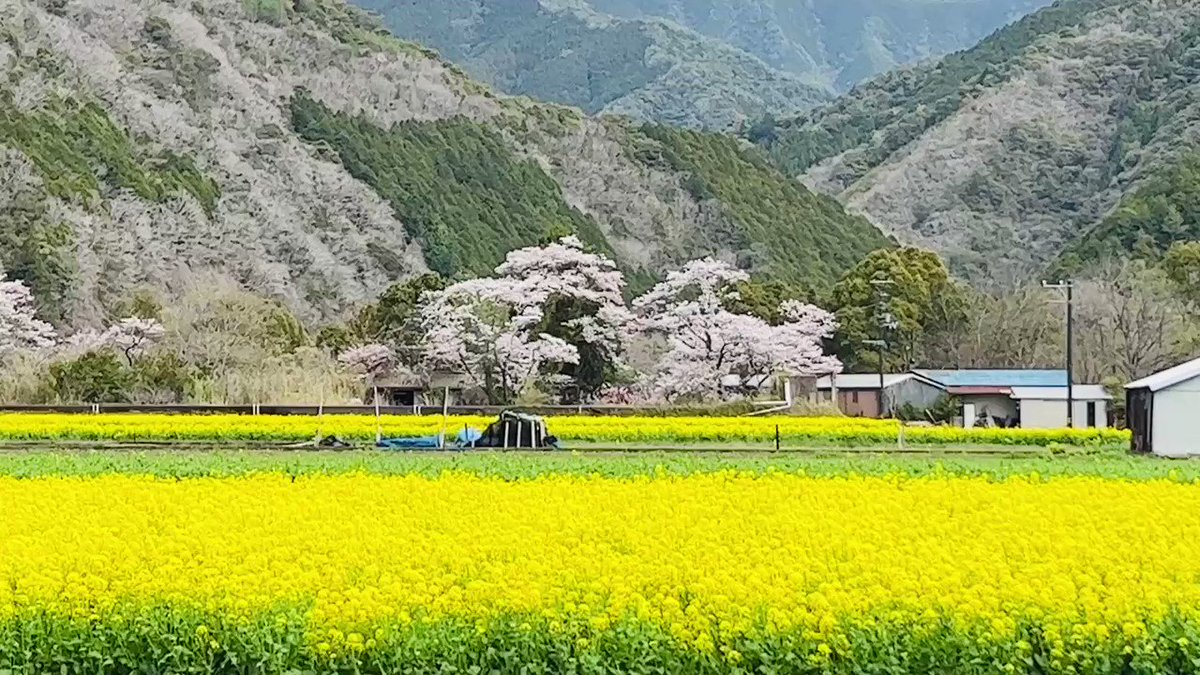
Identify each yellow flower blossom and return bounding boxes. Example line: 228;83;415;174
0;470;1196;666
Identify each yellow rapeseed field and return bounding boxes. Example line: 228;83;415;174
0;412;1129;446
1;471;1198;672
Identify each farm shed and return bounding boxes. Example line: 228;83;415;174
816;373;946;418
1125;358;1200;457
1009;386;1110;430
916;370;1069;428
370;372;473;407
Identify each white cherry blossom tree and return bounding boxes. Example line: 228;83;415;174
420;278;577;404
632;259;841;402
0;276;56;357
495;237;632;400
105;317;167;366
55;317;165;365
337;343;397;379
419;237;632;404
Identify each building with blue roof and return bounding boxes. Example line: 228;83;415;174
914;369;1068;389
817;368;1109;429
912;369;1106;429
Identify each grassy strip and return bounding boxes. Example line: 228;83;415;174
0;449;1189;481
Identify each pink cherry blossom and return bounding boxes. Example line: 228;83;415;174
0;277;56;356
338;343;397;378
632;259;841;401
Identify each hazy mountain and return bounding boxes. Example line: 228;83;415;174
353;0;1053;129
580;0;1056;90
753;0;1200;286
0;0;887;328
345;0;830;130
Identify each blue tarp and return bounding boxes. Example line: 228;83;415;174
457;428;483;446
377;427;485;451
376;435;441;449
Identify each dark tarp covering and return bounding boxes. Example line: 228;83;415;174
473;411;557;449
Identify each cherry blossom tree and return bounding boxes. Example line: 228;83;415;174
494;237;632;400
337;343;397;379
632;259;841;402
421;278;578;404
338;343;399;415
106;317;167;366
0;276;56;357
55;318;165;365
418;238;630;404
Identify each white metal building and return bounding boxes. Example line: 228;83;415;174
1009;386;1110;430
1126;358;1200;457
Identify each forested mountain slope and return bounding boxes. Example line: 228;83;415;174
0;0;886;329
353;0;1050;130
754;0;1200;286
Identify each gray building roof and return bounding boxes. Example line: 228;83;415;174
816;373;944;390
1126;357;1200;392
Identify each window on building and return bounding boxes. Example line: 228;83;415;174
1087;401;1097;428
851;391;859;403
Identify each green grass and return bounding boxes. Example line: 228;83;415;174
0;449;1188;481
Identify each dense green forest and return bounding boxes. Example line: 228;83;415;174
1057;153;1200;270
289;92;612;278
1053;23;1200;271
632;125;892;288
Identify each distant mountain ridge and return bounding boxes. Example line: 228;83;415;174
351;0;1053;129
752;0;1200;286
0;0;887;329
577;0;1056;90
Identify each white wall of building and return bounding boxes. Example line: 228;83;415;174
961;395;1018;424
1019;399;1108;430
1152;375;1200;457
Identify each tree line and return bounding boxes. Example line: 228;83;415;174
4;237;1199;407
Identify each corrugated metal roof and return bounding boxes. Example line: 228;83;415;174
1010;385;1111;401
917;369;1068;388
817;374;910;389
816;373;945;390
948;386;1011;396
1125;357;1200;392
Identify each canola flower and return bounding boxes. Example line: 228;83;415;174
1;471;1199;673
0;412;1129;446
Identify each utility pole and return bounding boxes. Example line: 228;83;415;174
1042;280;1075;429
869;277;897;418
865;338;887;416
